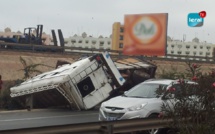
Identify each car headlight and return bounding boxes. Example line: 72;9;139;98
127;103;147;111
101;102;106;108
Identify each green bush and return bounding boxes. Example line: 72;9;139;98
158;62;215;134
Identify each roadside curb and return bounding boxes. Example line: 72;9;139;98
0;108;60;113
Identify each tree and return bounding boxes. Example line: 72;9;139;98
19;56;54;80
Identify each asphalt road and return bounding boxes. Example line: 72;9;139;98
0;109;99;130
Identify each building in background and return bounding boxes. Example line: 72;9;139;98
111;22;215;58
111;22;124;51
64;32;112;52
0;27;22;38
166;37;215;59
2;25;215;59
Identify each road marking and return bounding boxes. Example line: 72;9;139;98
0;113;98;122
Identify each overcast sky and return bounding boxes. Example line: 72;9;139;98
0;0;214;43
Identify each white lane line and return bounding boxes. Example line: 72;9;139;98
0;113;98;122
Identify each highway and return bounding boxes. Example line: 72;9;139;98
0;109;99;130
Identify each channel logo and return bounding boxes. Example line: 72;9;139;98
187;11;206;27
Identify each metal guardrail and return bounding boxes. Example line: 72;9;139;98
0;42;64;52
0;118;172;134
64;47;215;63
1;42;215;64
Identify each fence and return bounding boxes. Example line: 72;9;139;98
1;42;215;64
0;118;172;134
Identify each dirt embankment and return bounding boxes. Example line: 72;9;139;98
152;60;215;77
0;50;214;81
0;51;77;81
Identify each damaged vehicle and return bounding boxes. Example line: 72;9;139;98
10;52;156;110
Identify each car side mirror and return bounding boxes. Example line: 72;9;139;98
162;94;174;100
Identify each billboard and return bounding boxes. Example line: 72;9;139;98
123;13;168;56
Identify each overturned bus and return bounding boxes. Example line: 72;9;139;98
10;52;156;110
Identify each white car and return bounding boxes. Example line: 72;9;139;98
99;79;196;121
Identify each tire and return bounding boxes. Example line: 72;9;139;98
147;114;174;134
141;114;159;134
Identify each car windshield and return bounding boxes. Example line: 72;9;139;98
125;83;167;98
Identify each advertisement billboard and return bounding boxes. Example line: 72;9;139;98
123;13;168;56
